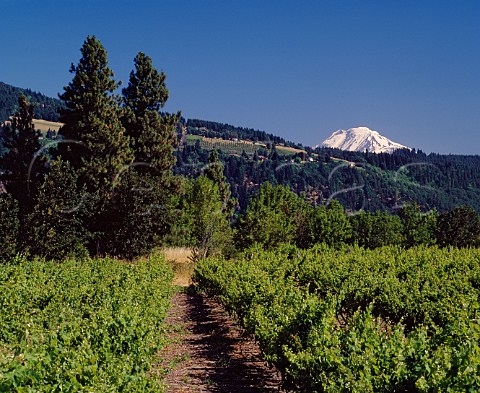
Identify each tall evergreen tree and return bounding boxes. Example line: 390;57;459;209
122;51;178;171
122;52;168;112
58;35;133;193
57;36;133;254
101;51;183;257
0;95;46;218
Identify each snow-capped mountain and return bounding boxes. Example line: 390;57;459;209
315;127;411;154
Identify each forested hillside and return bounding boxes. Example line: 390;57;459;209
0;81;64;123
175;143;480;213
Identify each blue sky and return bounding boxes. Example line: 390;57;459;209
1;0;479;154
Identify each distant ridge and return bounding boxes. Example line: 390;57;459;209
0;81;64;123
315;127;411;154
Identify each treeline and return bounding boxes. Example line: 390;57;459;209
186;118;303;149
321;146;480;191
232;182;480;251
0;81;64;123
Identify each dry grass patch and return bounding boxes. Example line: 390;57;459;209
163;247;192;264
33;119;63;132
162;247;194;287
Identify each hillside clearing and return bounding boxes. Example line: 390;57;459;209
33;118;63;131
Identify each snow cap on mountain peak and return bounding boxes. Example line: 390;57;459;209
315;126;410;154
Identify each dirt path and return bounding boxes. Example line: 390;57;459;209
157;290;285;392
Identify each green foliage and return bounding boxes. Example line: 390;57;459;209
435;205;480;248
161;178;194;247
57;36;135;254
95;51;183;258
26;158;88;260
350;210;404;248
0;256;173;391
235;182;306;249
194;245;480;391
122;51;179;172
122;52;169;113
0;194;19;262
204;149;237;213
185;176;233;260
397;203;437;247
103;170;180;259
235;183;351;250
2;37;186;259
306;200;352;247
175;139;480;214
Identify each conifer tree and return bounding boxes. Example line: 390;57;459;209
57;36;133;254
122;51;179;172
58;35;133;193
122;52;168;113
100;51;182;257
204;149;236;214
0;95;46;217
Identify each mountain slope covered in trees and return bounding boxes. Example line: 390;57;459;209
175;142;480;214
0;81;64;123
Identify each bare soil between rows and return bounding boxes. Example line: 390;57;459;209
156;289;285;392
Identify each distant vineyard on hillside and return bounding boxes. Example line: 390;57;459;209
184;134;306;156
186;118;304;150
